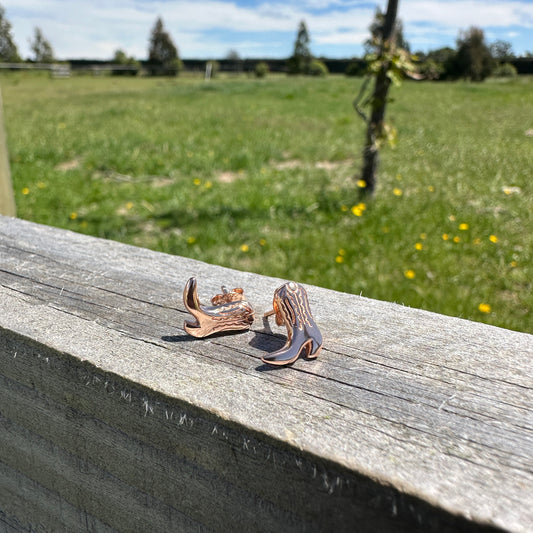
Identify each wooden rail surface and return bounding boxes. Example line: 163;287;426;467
0;216;532;532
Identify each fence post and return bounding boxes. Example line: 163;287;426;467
0;87;16;217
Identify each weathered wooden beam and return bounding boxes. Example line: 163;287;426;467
0;216;531;532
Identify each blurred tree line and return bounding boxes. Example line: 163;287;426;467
287;20;329;77
0;6;55;63
345;24;521;82
0;2;530;80
406;28;517;81
146;17;183;76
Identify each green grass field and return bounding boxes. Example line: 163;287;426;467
2;72;532;333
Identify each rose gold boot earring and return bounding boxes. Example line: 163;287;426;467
262;281;323;366
183;277;254;338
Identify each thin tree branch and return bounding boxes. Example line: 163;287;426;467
352;76;371;124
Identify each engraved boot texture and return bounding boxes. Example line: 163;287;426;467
183;277;254;338
262;282;322;366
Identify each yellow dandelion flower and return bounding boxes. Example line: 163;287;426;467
22;187;30;195
459;223;469;230
204;181;213;189
510;261;517;268
351;206;363;216
126;201;134;210
502;186;523;196
420;233;427;240
193;178;201;186
338;248;346;256
442;233;450;241
489;235;498;243
70;212;77;220
341;205;348;212
259;238;266;246
428;185;435;192
187;236;196;244
37;182;46;189
240;244;249;252
415;242;423;251
392;188;403;197
453;236;460;243
335;255;344;264
404;269;415;279
478;303;491;314
356;179;366;188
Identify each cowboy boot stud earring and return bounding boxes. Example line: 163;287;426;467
183;277;255;338
262;281;323;366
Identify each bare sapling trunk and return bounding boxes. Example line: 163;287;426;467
360;0;399;196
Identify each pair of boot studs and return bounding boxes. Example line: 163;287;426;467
183;277;323;366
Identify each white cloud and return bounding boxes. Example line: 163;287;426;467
3;0;533;59
401;0;533;53
4;0;374;58
403;0;533;28
315;31;368;45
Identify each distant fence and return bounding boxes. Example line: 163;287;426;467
177;58;362;75
0;62;138;77
3;58;532;77
0;62;71;78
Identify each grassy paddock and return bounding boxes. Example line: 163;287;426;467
2;72;532;333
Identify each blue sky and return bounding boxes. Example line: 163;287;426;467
3;0;533;60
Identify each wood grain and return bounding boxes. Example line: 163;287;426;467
1;215;531;532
